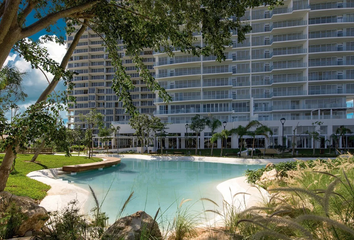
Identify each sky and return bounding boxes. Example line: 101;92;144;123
4;15;69;122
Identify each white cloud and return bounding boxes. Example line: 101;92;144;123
4;35;68;122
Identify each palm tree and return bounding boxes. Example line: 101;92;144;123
336;126;352;151
246;125;272;157
206;117;222;156
211;130;230;157
234;120;262;151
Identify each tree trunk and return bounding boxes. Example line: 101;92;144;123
30;140;46;162
292;134;295;156
211;141;214;156
313;137;315;155
220;139;223;157
0;145;18;191
195;132;198;155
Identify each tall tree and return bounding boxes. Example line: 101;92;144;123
246;125;272;158
336;125;352;151
211;130;234;157
110;125;121;153
98;127;112;153
206;117;222;156
129;114;151;152
304;121;323;156
190;114;207;155
79;110;104;158
234;120;262;150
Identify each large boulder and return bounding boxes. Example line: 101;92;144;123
256;169;278;186
101;211;162;240
0;191;48;237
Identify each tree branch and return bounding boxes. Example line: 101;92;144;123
0;0;21;44
21;1;98;39
18;0;37;26
36;20;88;103
0;1;5;18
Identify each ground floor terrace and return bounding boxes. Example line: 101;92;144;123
92;118;354;151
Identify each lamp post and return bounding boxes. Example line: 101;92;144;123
185;123;189;149
223;121;227;150
280;118;286;148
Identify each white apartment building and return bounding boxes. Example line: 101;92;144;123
68;0;354;151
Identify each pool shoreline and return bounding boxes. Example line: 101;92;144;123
26;154;316;218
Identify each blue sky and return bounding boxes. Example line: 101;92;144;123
5;15;69;122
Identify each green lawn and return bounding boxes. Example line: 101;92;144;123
0;154;101;200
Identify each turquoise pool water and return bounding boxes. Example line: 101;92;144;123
61;158;263;226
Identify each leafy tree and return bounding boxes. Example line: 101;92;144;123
110;125;121;153
129;114;151;152
79;110;104;158
149;116;166;151
0;101;68;191
98;127;112;153
189;115;207;155
206;117;222;156
67;128;85;155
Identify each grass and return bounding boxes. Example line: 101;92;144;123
0;154;101;200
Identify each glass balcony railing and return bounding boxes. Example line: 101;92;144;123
309;60;354;67
311;2;354;10
273;48;307;56
232;94;251;99
273;20;307;29
309;88;354;95
273;34;307;42
273;90;307;96
273;62;307;69
273;76;307;83
309;17;354;25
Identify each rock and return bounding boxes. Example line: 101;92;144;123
0;191;49;237
265;163;274;169
258;169;278;184
102;211;162;240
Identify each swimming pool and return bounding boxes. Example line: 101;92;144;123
60;158;264;226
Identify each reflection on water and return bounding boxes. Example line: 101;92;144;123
61;158;263;225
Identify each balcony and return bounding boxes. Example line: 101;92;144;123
273;34;307;42
273;48;307;56
273;76;307;83
309;17;354;25
310;2;354;10
309;59;354;67
309;88;354;95
273;90;307;96
273;20;307;29
273;62;307;70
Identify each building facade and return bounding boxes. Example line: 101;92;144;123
68;0;354;150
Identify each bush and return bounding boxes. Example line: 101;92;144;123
70;145;85;152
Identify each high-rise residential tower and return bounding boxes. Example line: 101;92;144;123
68;0;354;150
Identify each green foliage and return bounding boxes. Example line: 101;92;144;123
0;204;27;239
168;199;198;240
0;154;101;200
35;200;92;240
2;101;69;156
